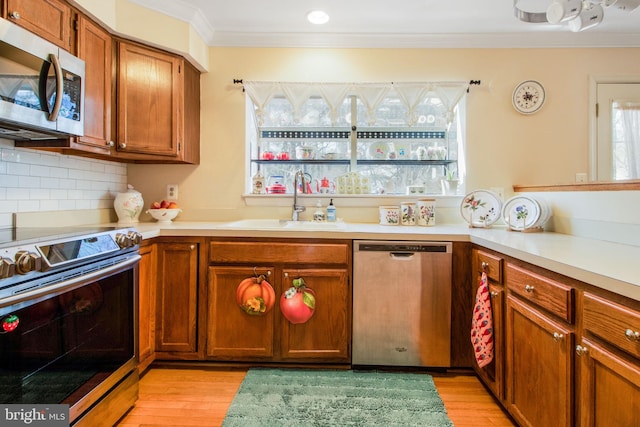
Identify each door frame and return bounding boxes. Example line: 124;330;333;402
589;75;640;181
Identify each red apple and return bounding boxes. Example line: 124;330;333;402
160;200;170;209
150;201;161;209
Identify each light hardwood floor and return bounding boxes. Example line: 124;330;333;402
117;368;516;426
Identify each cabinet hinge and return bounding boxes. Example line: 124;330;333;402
595;103;599;118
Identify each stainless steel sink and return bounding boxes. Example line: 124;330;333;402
220;219;346;231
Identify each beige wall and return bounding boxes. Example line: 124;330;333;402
127;46;640;222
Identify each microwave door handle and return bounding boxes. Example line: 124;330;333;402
47;53;63;121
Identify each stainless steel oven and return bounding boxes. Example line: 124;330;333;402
0;227;142;426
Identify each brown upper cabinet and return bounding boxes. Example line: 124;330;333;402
3;0;73;51
9;0;201;164
73;15;113;156
115;40;200;164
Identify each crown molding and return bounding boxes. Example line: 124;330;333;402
208;31;640;49
127;0;214;44
127;0;640;49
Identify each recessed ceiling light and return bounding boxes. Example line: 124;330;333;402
307;10;330;25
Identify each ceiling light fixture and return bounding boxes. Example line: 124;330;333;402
307;10;330;25
514;0;639;32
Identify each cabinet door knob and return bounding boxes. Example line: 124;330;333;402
525;284;535;293
481;261;489;270
490;291;499;297
553;332;564;342
118;142;127;149
625;329;640;342
107;140;115;147
9;11;20;20
575;345;588;356
190;245;195;250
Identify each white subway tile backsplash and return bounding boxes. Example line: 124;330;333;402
18;200;39;211
30;188;50;200
0;201;18;213
75;199;91;209
6;188;28;200
0;140;128;225
18;176;40;188
30;164;51;177
6;162;30;175
40;200;60;211
50;167;68;179
50;189;68;199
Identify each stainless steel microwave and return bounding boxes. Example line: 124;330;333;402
0;18;85;140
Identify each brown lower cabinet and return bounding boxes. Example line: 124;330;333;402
154;239;201;356
137;241;156;372
473;246;640;427
506;295;574;427
206;238;351;364
578;292;640;427
471;249;505;400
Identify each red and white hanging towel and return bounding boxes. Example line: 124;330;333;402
470;271;494;368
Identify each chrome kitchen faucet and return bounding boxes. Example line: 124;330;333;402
292;170;306;220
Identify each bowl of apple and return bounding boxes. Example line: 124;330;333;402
147;200;181;223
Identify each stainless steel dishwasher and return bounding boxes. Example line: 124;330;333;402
352;240;452;367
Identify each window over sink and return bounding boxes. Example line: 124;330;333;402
244;81;468;198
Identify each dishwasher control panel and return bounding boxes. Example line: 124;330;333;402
355;241;451;253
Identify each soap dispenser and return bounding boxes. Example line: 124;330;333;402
326;198;337;222
313;200;325;222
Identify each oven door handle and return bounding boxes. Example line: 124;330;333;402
0;254;141;311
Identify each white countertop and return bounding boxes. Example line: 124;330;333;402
131;220;640;302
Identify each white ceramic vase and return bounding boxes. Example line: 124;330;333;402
114;185;144;224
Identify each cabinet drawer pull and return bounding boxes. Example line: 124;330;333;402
553;332;564;342
575;345;588;356
624;329;640;342
524;284;535;293
9;11;20;20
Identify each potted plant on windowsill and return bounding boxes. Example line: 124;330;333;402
441;167;459;195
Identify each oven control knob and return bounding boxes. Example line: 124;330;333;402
116;231;143;248
115;233;131;248
127;231;143;245
14;251;42;275
0;257;16;279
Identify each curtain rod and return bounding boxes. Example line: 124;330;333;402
234;79;481;90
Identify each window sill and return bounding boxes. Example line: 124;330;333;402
243;193;464;208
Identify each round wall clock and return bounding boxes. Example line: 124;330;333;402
512;80;546;114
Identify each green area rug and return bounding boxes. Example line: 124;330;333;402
222;369;454;426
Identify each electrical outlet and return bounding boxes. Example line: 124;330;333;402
489;187;504;202
575;173;587;183
167;184;178;200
